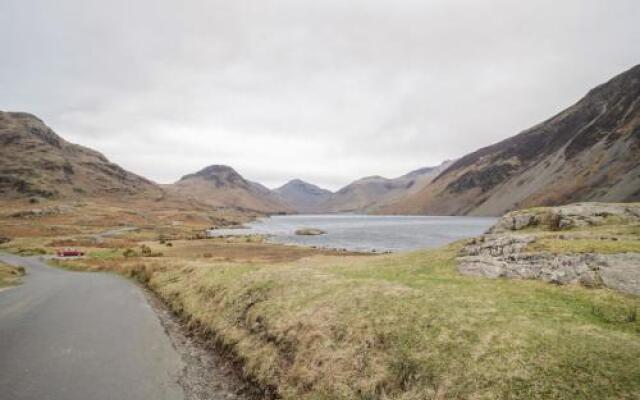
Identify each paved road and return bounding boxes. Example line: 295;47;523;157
0;253;185;400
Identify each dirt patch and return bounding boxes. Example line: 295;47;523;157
143;286;273;400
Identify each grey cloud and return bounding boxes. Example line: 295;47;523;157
1;0;639;189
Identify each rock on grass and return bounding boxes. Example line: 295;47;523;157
294;228;327;236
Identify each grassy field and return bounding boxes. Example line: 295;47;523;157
47;239;640;399
2;200;640;399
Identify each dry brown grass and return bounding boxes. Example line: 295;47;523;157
55;241;640;400
0;261;25;287
144;237;362;263
0;197;253;242
5;200;640;399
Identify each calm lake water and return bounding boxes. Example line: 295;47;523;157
209;214;496;252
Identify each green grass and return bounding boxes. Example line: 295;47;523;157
519;220;640;254
88;249;122;259
43;218;640;399
529;237;640;254
7;201;639;398
131;244;640;400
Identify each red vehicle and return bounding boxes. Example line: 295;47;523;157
56;248;85;257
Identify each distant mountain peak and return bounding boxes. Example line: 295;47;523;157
274;179;332;213
353;175;388;184
278;178;309;188
177;164;247;188
171;164;291;213
277;179;331;193
180;164;238;179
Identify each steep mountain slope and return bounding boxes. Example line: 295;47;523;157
0;111;159;199
322;161;452;213
274;179;332;213
167;165;292;214
387;161;454;197
379;64;640;216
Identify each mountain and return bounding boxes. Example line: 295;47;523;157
274;179;332;213
0;111;159;199
240;161;452;215
379;64;640;216
321;175;403;213
167;165;292;214
321;161;453;213
388;161;454;196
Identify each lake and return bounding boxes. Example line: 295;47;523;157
209;214;496;252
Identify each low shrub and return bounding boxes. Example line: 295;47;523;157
140;244;163;257
16;247;47;256
123;248;138;258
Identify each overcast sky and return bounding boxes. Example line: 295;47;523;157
1;0;639;190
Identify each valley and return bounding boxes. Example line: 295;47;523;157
3;65;639;219
0;56;639;400
1;199;639;399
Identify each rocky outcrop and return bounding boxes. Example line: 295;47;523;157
457;203;640;296
294;228;327;236
458;235;640;295
489;202;640;233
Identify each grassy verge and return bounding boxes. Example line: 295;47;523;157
512;217;640;254
57;240;640;399
528;236;640;253
0;261;26;287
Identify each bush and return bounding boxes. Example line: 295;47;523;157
140;244;152;257
17;248;46;256
140;244;163;257
123;248;138;258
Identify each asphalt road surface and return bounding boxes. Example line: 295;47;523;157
0;253;185;400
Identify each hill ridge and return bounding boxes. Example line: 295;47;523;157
380;64;640;216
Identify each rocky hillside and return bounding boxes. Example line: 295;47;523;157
0;111;159;199
323;161;452;213
380;64;640;216
167;165;292;214
274;179;332;213
457;202;640;296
